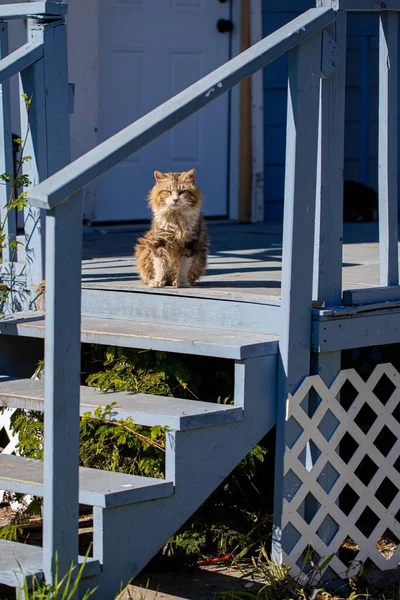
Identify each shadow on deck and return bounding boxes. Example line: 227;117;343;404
82;221;386;304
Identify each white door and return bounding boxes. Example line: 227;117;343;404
96;0;232;222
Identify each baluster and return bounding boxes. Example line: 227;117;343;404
378;11;399;286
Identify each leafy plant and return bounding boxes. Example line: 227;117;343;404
17;551;97;600
5;345;272;562
0;94;33;309
0;495;42;541
217;546;367;600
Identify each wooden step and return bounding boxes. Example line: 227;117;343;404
0;454;173;508
0;378;242;431
0;312;278;359
0;539;100;587
81;285;281;335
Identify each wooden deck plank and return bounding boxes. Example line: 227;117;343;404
0;454;173;509
0;378;243;430
0;540;100;588
81;223;399;305
0;314;278;359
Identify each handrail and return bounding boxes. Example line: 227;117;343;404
28;7;336;211
0;42;43;85
0;2;67;19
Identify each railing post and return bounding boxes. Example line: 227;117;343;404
20;13;76;588
378;11;399;286
43;191;82;590
272;31;323;565
20;15;70;308
0;21;15;264
312;10;347;546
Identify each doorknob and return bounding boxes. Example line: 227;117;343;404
217;19;233;33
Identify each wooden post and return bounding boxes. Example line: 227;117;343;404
43;191;82;589
0;21;15;264
378;12;399;286
21;15;76;587
20;17;70;305
272;31;322;564
312;12;347;543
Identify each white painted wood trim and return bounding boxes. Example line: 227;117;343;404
250;0;264;222
229;0;242;221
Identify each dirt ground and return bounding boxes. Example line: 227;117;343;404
120;563;258;600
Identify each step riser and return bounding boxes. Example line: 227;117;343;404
81;288;281;334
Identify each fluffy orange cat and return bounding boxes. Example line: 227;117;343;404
135;169;208;288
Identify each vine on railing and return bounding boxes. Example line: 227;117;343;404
0;93;33;309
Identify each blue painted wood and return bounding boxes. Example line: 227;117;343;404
0;41;43;85
312;307;400;351
0;453;173;508
43;191;82;586
81;287;281;335
27;8;336;210
0;540;100;590
0;2;67;19
378;12;399;286
272;31;322;564
0;378;243;430
0;22;15;264
313;12;346;307
20;27;47;297
88;355;277;599
21;18;71;303
343;285;400;305
319;0;400;9
0;313;279;360
311;12;347;543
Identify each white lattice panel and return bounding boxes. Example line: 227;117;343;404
282;363;400;578
0;408;20;503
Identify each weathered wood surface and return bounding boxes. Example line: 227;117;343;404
0;2;67;19
0;313;278;359
0;540;100;588
273;32;322;564
0;41;43;85
378;11;399;286
81;287;281;334
343;285;400;305
313;13;346;307
313;307;400;351
28;8;336;211
88;355;277;599
318;0;400;9
0;23;15;264
0;540;44;588
0;378;243;430
0;453;173;508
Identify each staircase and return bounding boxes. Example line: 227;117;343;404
0;306;277;598
0;1;356;597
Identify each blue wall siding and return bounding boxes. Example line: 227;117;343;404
262;5;381;221
262;0;314;221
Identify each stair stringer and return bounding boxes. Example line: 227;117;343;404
84;354;278;599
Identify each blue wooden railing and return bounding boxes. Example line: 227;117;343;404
0;0;399;589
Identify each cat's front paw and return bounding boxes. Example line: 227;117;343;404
173;279;191;288
148;279;166;288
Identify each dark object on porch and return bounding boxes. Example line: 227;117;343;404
343;180;378;222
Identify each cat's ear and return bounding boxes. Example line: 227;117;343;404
154;170;167;182
183;168;196;182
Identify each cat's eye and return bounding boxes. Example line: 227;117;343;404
178;190;185;195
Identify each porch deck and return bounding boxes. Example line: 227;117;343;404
82;221;385;304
